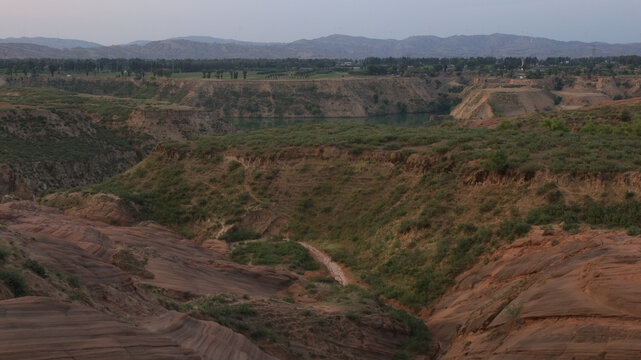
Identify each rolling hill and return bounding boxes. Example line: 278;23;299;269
0;34;640;59
0;36;102;49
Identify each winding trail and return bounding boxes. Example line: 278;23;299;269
300;242;349;286
226;155;352;286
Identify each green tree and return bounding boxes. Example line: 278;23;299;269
48;64;58;77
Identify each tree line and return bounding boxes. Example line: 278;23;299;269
1;56;639;78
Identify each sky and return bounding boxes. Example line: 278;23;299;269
1;0;640;45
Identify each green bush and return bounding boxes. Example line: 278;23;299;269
536;181;558;195
496;120;514;130
23;259;47;278
389;307;431;354
626;226;641;236
542;117;569;132
231;239;319;271
220;227;261;242
66;274;81;289
0;268;29;297
0;245;10;261
346;311;362;323
479;199;498;213
497;218;531;240
198;296;257;333
483;150;510;174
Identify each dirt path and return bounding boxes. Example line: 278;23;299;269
300;242;349;286
223;154;351;286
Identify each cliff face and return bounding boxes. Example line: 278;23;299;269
10;150;140;196
8;76;461;118
0;108;140;198
0;106;235;198
126;109;234;141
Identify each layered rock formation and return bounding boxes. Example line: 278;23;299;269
0;201;290;359
428;230;641;359
0;297;199;360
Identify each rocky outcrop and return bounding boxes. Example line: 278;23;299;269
126;109;234;141
142;311;277;360
0;164;33;199
427;230;641;359
40;191;140;226
10;149;139;195
0;108;140;197
0;297;200;359
0;201;290;359
0;201;297;296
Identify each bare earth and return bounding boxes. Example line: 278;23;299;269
427;229;641;359
0;201;289;359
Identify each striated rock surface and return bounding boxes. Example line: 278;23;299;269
41;191;141;226
0;297;199;360
142;311;277;360
0;201;296;296
0;201;290;359
427;230;641;359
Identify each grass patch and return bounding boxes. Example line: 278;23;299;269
0;268;29;297
231;237;320;272
22;258;47;278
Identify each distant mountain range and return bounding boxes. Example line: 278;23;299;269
0;37;102;49
0;34;640;59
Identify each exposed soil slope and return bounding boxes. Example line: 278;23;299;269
0;201;281;359
428;230;641;359
9;76;461;118
452;87;555;120
452;76;641;122
0;201;295;296
0;200;422;359
0;108;139;198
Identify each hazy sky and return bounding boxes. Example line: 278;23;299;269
2;0;640;45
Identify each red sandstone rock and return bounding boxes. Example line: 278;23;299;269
428;230;641;359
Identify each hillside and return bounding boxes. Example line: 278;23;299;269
0;87;233;198
39;111;641;358
2;73;641;358
0;37;102;49
1;34;640;59
0;200;428;359
7;76;462;119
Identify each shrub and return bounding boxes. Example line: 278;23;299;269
536;181;558;195
231;240;319;271
483;150;510;175
389;308;431;354
546;190;564;204
250;327;269;340
346;311;362;324
542;117;569;132
23;258;47;278
227;160;242;172
496;120;514;130
398;217;430;233
220;227;261;242
627;226;641;236
0;245;10;261
198;297;258;334
497;218;531;240
0;268;29;297
479;199;498;213
66;274;81;289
